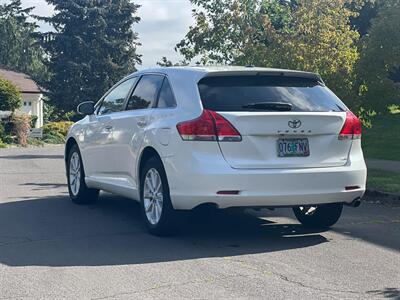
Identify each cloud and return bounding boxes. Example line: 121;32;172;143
1;0;194;68
135;0;194;68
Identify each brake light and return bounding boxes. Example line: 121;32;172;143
339;111;362;140
177;110;242;142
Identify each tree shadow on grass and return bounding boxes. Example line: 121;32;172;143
0;194;328;267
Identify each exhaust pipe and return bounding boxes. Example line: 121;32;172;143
347;197;362;208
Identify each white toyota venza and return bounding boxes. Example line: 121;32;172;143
65;66;367;235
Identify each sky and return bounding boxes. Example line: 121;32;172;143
8;0;195;69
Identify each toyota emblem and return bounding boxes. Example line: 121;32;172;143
288;119;302;129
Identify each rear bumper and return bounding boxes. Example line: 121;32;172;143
164;158;367;210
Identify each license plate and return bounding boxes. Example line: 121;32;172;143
277;138;310;157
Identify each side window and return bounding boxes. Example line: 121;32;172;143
98;77;137;115
157;78;177;108
126;75;164;111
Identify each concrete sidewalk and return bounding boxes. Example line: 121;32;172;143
367;159;400;173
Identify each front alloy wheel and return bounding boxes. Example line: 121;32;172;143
67;144;99;205
293;203;343;229
69;152;81;196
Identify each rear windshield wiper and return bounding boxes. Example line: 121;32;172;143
242;102;293;111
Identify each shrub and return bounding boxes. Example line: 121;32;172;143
0;122;4;138
0;76;22;112
27;137;45;146
2;135;15;144
43;121;74;138
0;138;6;148
12;114;31;147
42;121;74;144
30;115;38;128
3;121;13;135
42;132;65;144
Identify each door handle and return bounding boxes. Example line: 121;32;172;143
137;120;147;128
104;125;113;131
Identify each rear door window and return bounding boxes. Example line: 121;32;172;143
157;78;177;108
198;76;347;112
126;74;164;111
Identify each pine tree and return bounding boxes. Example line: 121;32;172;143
0;0;47;83
41;0;141;113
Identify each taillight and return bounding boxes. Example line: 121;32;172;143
177;110;242;142
339;111;362;140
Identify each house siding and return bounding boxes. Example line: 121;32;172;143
19;93;44;128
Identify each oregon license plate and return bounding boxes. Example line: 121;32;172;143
277;138;310;157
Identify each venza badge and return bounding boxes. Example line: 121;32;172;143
288;119;302;129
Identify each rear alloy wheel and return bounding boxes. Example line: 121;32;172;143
140;157;176;236
67;145;99;205
293;203;343;229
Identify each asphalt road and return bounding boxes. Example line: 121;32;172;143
0;146;399;299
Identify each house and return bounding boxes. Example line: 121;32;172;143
0;67;44;128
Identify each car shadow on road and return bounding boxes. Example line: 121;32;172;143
0;194;328;267
20;182;68;190
0;154;64;160
367;288;400;299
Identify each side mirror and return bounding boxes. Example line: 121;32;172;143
77;101;95;115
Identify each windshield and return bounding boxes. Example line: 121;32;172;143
198;75;347;112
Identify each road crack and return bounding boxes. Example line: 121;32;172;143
225;257;363;296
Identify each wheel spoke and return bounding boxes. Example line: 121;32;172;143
154;202;160;223
155;199;162;214
144;200;152;213
150;202;156;222
154;179;162;194
73;156;78;171
301;205;317;216
150;170;157;190
145;179;154;194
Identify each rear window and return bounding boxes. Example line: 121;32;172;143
198;76;347;112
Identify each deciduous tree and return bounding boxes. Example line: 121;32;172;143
357;0;400;113
178;0;360;104
0;76;22;112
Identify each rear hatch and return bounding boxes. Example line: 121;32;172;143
198;74;351;169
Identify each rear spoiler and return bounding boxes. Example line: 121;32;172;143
201;70;325;85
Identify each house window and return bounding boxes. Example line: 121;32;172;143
24;102;27;106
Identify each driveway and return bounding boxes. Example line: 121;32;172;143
0;146;399;299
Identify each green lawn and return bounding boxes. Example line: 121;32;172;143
362;114;400;161
367;169;400;194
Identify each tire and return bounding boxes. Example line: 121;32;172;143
140;156;176;236
293;203;343;229
67;144;99;205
